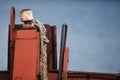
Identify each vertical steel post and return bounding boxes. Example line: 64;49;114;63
10;6;15;42
58;24;68;80
8;6;15;80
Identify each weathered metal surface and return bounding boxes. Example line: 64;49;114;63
2;70;118;80
45;24;57;70
47;70;120;80
62;47;69;80
8;6;16;80
58;24;68;80
48;70;58;80
10;6;15;42
0;71;10;80
12;30;40;80
67;71;120;80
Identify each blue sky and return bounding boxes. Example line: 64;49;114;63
0;0;120;73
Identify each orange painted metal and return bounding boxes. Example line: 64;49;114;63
10;6;15;42
8;6;16;80
62;47;69;80
12;30;40;80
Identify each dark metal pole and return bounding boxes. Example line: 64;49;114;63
58;23;68;80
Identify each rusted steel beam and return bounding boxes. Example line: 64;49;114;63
45;24;57;70
8;6;16;80
62;47;69;80
10;6;15;42
48;70;120;80
67;71;120;80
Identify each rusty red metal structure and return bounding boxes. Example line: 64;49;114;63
0;6;120;80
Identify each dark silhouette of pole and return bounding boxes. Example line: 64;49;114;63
58;23;68;80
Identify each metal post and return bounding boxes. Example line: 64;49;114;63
10;6;15;42
58;23;68;80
